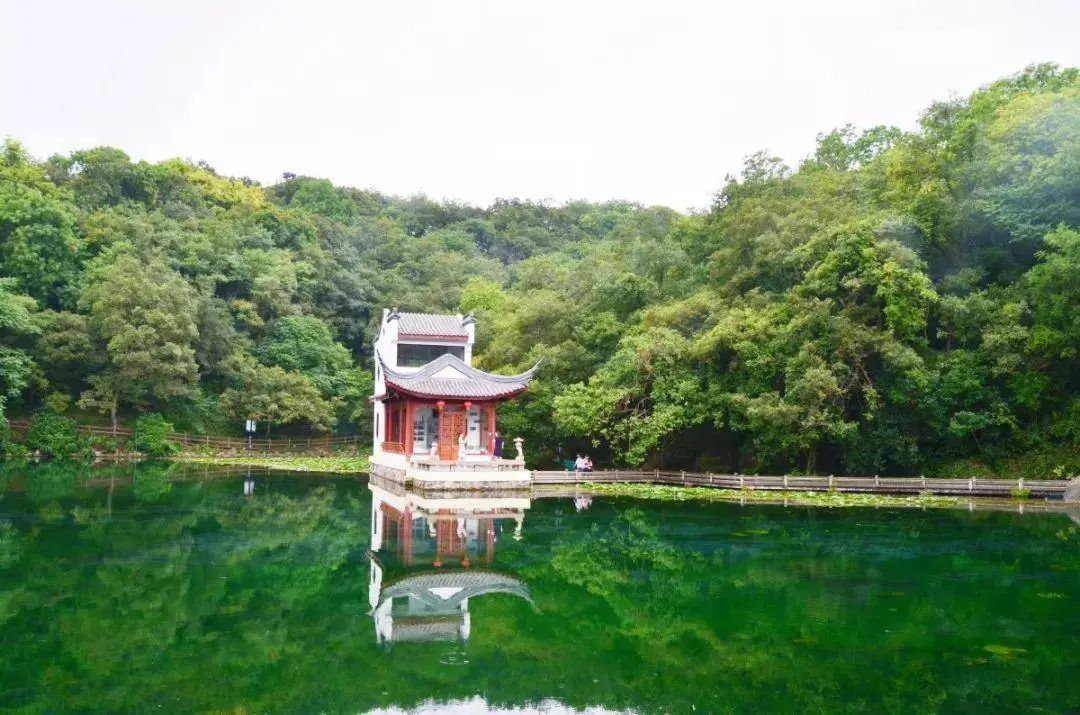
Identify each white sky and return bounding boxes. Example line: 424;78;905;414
3;0;1079;211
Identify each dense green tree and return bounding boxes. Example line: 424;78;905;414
78;252;199;430
0;279;38;422
0;140;81;308
256;315;353;394
219;356;336;435
1025;226;1080;361
0;63;1076;473
34;310;98;396
254;314;373;430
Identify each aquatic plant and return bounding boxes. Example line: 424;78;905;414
577;481;962;508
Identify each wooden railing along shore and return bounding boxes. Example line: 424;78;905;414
531;469;1077;499
6;419;362;453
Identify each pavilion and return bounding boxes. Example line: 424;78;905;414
369;309;540;487
367;481;533;646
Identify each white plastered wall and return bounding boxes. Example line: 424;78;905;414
371;310;477;458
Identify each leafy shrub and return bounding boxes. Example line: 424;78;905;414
0;418;23;459
88;435;121;453
26;412;86;460
42;392;71;414
128;414;180;458
3;443;31;460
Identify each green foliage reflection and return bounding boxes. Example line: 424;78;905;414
0;466;1077;712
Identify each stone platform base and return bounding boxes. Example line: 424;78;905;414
368;457;532;492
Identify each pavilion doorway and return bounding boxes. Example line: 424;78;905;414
438;407;466;460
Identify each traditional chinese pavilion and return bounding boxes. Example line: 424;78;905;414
370;309;540;487
367;479;532;646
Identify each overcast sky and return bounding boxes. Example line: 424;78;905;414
3;0;1079;211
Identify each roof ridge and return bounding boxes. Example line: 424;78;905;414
398;310;460;317
378;354;542;401
382;353;542;383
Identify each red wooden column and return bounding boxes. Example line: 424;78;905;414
487;403;496;456
463;401;472;453
436;400;446;460
434;512;452;567
384;401;391;444
401;507;413;566
404;399;414;457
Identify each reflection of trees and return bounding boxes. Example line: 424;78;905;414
23;459;92;504
494;504;1080;713
0;464;373;712
0;466;1077;713
130;461;176;503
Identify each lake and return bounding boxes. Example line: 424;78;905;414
0;462;1078;713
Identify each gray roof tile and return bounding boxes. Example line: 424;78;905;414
395;312;469;338
380;354;541;400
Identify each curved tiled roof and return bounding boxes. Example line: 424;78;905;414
379;571;531;610
379;354;541;400
394;311;470;339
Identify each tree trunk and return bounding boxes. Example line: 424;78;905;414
111;391;119;436
265;421;272;439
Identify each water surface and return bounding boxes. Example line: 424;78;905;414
0;462;1077;713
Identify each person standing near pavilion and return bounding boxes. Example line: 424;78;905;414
493;430;504;459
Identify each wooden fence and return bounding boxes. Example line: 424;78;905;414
531;469;1076;499
6;420;362;453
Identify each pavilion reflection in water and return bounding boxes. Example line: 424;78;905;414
367;476;532;647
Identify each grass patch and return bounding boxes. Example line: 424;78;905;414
174;455;370;475
578;482;962;508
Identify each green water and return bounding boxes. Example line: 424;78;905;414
0;463;1077;714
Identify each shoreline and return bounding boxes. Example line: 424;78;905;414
168;456;1080;513
570;481;964;508
548;482;1080;521
172;454;371;475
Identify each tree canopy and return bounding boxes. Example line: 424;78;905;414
0;63;1077;473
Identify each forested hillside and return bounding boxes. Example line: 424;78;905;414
1;64;1077;475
